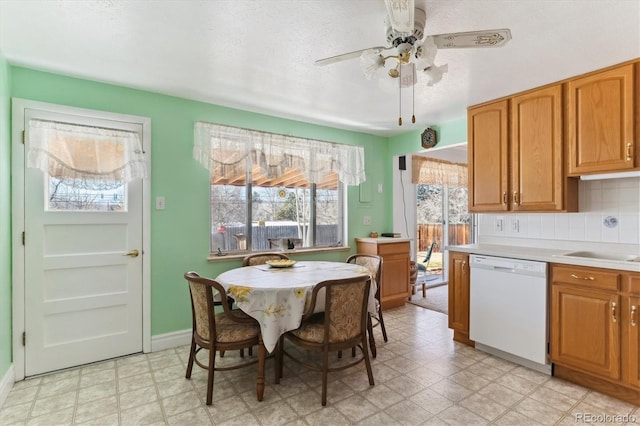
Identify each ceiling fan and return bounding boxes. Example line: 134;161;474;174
316;0;511;122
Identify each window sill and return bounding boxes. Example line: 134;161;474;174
207;246;351;262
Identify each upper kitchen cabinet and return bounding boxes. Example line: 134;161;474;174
566;62;638;175
468;85;578;213
468;99;509;212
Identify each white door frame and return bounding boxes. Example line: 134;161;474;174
11;98;152;380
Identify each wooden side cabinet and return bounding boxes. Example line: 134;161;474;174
566;62;638;175
355;238;410;310
550;264;639;405
448;251;474;346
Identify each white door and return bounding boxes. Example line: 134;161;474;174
22;107;146;376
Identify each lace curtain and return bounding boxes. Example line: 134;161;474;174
27;119;148;190
411;156;467;187
193;122;366;186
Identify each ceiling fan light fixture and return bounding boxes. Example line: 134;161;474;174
424;63;449;87
360;49;385;80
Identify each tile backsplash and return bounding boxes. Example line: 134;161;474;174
478;177;640;245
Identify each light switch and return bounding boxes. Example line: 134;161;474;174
494;218;503;232
156;196;166;210
377;184;383;193
363;215;371;225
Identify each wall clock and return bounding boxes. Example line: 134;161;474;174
421;128;437;149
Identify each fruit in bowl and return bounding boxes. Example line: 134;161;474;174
265;259;297;268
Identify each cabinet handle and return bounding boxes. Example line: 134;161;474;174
513;191;520;205
502;192;507;205
611;302;617;323
626;143;632;161
632;305;637;327
570;274;595;281
462;260;466;274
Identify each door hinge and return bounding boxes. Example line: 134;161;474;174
22;131;25;144
22;231;25;245
22;332;25;346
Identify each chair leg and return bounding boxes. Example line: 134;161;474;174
206;345;216;405
377;307;388;342
220;350;225;357
422;282;426;298
274;336;284;384
362;335;375;387
249;346;253;356
367;315;377;358
321;347;329;406
240;349;244;358
185;336;196;379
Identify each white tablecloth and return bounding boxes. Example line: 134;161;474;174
216;261;374;352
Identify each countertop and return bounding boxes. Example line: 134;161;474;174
355;237;412;244
447;243;640;273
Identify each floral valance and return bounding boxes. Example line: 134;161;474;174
27;119;147;190
411;156;467;187
193;122;366;186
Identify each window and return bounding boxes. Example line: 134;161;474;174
27;117;147;212
193;122;365;254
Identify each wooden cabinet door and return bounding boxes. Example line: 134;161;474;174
511;84;565;211
622;295;639;388
468;100;509;212
567;64;636;174
550;284;620;380
448;252;470;335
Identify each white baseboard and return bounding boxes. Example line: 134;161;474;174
0;364;15;411
151;329;191;352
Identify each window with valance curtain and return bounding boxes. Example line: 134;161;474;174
27;119;148;189
194;121;366;254
27;118;147;211
411;156;467;187
193;121;366;187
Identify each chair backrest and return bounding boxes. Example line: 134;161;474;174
242;252;290;266
184;272;223;342
233;234;247;250
184;271;250;342
346;254;382;299
304;276;371;344
422;241;437;264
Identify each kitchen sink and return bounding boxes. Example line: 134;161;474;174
556;251;640;262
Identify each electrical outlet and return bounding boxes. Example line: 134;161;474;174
363;215;371;225
510;218;520;233
155;196;166;210
494;217;503;232
377;184;383;193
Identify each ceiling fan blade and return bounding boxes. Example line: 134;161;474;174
315;46;388;66
431;29;512;49
384;0;415;35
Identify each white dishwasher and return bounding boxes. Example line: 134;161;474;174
469;254;551;374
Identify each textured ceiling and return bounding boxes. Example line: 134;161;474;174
1;0;639;137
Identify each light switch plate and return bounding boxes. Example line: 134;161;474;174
156;196;166;210
363;215;371;225
494;217;504;232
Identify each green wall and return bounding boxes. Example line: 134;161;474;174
10;66;390;336
0;52;12;382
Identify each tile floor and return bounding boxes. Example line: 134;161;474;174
1;304;638;425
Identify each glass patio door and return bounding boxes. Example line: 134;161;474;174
416;184;472;282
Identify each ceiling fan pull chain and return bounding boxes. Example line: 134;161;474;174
411;75;416;124
398;64;403;126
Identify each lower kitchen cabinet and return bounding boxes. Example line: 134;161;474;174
448;251;474;346
550;264;639;405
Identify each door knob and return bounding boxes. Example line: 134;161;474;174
123;249;139;258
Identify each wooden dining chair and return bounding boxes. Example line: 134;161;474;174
242;252;289;266
274;275;375;406
184;271;260;405
347;253;385;357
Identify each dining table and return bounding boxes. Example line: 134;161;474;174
215;260;375;401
